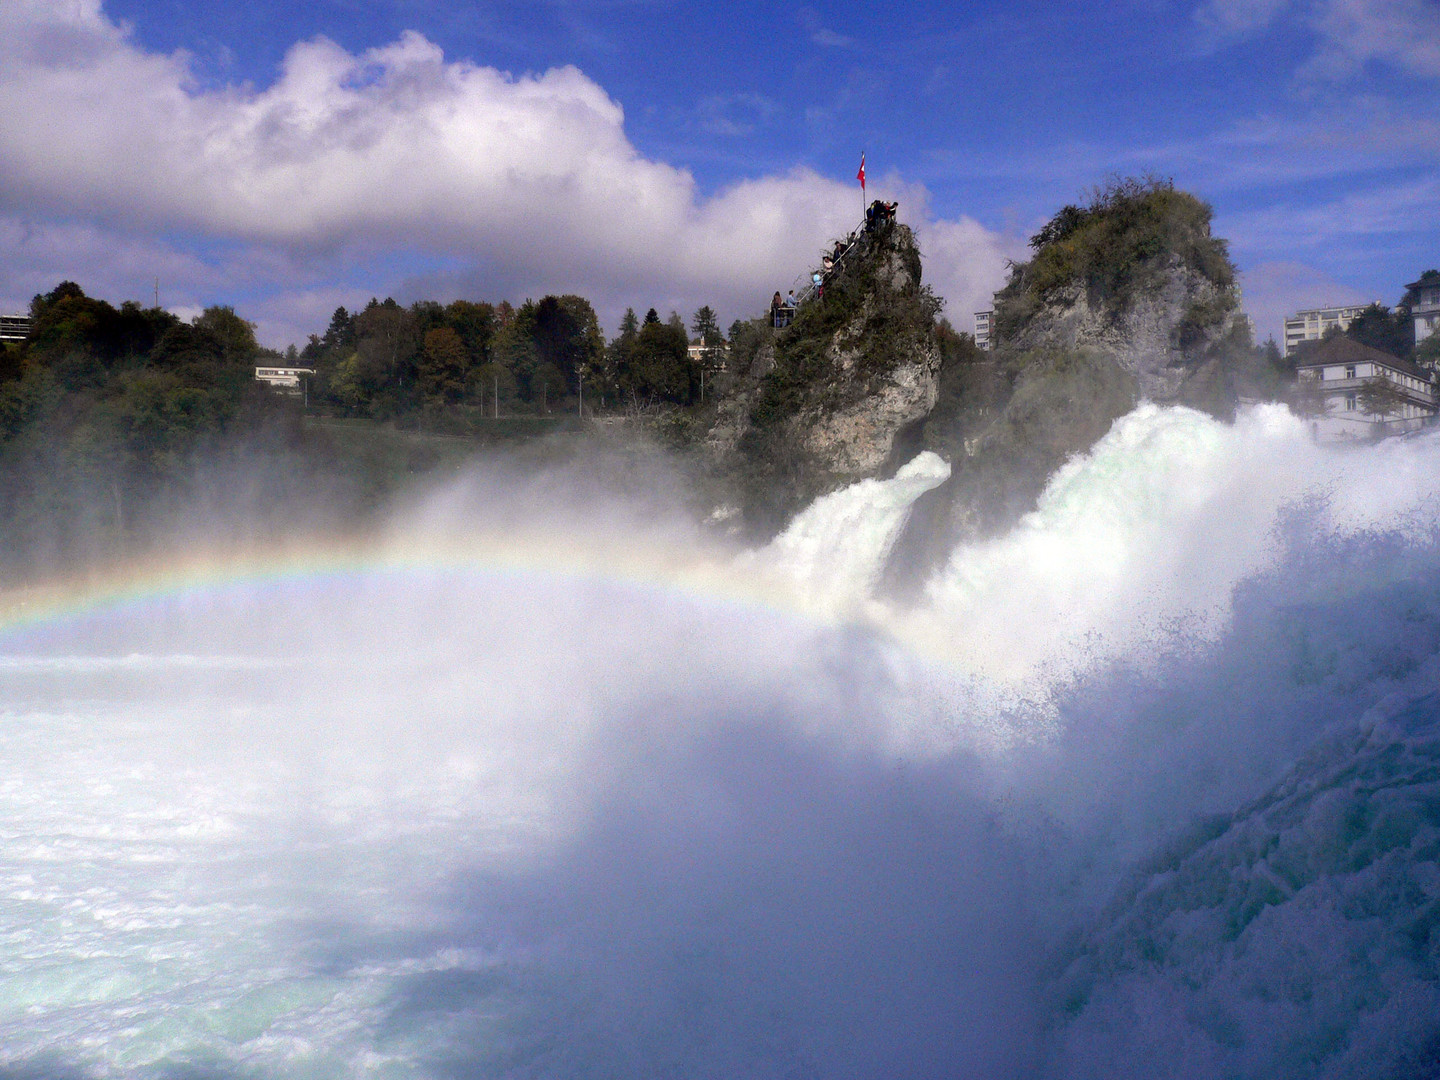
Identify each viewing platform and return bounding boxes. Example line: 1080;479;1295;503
769;200;897;329
0;314;32;343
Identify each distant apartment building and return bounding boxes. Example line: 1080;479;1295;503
1283;303;1377;357
1408;272;1440;346
0;314;31;343
974;310;993;350
1294;336;1436;439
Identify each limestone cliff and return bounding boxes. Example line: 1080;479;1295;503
884;179;1281;591
705;220;942;536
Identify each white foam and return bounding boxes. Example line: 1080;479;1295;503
739;450;950;614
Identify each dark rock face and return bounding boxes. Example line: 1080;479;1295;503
705;222;942;537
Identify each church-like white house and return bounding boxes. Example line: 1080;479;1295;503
1293;335;1436;440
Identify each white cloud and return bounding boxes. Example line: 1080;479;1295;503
1194;0;1294;41
0;216;217;313
1194;0;1440;79
1237;260;1374;344
1224;175;1440;246
1301;0;1440;80
0;1;1011;346
914;216;1019;324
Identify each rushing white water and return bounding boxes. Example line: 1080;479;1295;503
740;449;951;612
3;403;1440;1078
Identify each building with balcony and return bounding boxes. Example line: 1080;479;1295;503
1407;271;1440;346
255;365;315;393
1294;335;1436;439
974;310;993;350
1283;303;1377;357
0;314;31;343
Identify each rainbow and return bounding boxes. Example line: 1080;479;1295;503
0;527;834;642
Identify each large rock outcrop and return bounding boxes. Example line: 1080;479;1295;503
705;221;942;536
885;179;1278;592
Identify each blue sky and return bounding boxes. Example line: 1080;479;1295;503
1;0;1436;346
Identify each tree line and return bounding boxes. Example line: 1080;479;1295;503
0;280;749;564
299;295;731;418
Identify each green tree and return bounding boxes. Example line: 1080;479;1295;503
531;294;602;392
0;342;21;385
1343;303;1410;359
25;283;178;391
322;307;355;352
150;323;222;370
1415;332;1440;370
995;176;1235;346
444;300;497;370
623;318;694;405
419;327;470;405
601;308;641;406
409;300;446;340
327;353;369;412
351;299;421;417
691;306;722;345
531;361;566;413
472;360;518;416
192;306;259;364
489;308;541;406
690;305;725;400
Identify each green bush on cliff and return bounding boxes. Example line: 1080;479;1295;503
730;224;940;534
748;225;939;435
994;177;1235;344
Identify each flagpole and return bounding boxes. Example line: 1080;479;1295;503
859;151;866;222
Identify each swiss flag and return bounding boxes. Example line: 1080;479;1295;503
857;153;866;190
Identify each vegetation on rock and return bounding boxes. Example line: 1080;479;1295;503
710;220;943;535
885;178;1287;592
994;176;1236;347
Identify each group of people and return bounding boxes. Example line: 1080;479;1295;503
865;199;898;230
769;202;898;327
770;289;797;327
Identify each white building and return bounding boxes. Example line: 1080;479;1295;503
255;365;315;393
687;341;728;369
0;314;31;343
1294;336;1436;439
1283;303;1377;357
1407;272;1440;346
974;310;993;350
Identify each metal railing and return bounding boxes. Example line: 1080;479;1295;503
771;226;867;327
